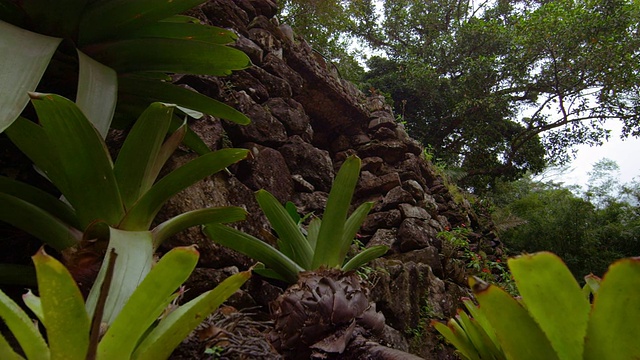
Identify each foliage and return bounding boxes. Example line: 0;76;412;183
0;246;249;360
204;155;389;283
0;0;250;141
433;252;640;360
0;96;248;322
284;0;640;191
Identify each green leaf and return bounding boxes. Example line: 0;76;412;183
455;310;501;360
97;246;199;359
339;201;373;264
341;245;388;272
0;289;49;360
470;277;559;360
312;155;361;269
32;248;90;360
0;175;80;228
0;332;23;360
256;190;313;269
285;201;301;224
119;76;250;124
20;0;86;38
114;103;173;210
84;39;251;76
76;49;118;138
147;121;187;192
30;93;125;228
508;252;590;360
582;274;601;298
85;228;154;325
78;0;208;44
462;298;501;354
432;319;480;360
132;271;250;360
204;224;304;284
306;217;321;251
126;23;237;44
152;207;247;248
584;258;640;360
0;20;61;133
120;148;248;230
5;117;68;191
21;290;44;325
0;193;81;250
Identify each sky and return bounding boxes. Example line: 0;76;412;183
553;122;640;189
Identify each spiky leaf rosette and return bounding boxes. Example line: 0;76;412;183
269;268;385;359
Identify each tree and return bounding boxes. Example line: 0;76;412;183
281;0;640;192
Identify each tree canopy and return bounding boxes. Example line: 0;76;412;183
279;0;640;192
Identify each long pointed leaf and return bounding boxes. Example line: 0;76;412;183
85;228;154;324
78;0;208;44
5;117;68;194
0;175;80;228
339;201;373;264
30;93;124;228
306;217;321;252
456;310;498;360
76;50;118;138
313;155;361;269
0;20;61;133
508;252;589;360
0;332;23;360
146;122;187;192
0;193;81;250
584;257;640;360
119;76;250;124
97;246;199;359
341;245;388;272
120;148;248;230
84;39;251;76
33;248;90;360
470;277;559;360
132;271;250;360
126;23;237;44
113;103;173;210
256;190;313;269
204;224;303;284
0;290;49;360
21;290;44;326
432;319;480;360
152;207;247;248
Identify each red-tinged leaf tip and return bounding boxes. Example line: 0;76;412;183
469;276;490;293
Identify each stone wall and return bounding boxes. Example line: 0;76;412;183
158;0;502;358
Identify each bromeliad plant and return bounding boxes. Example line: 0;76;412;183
0;246;249;359
1;0;250;143
0;94;249;323
203;155;389;283
432;252;640;360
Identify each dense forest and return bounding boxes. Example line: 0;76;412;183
279;0;640;277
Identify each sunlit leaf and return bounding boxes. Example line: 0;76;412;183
85;228;154;325
33;248;90;360
132;271;250;360
470;277;559;360
0;20;61;133
0;289;48;360
509;252;590;360
0;332;23;360
584;258;640;360
97;246;199;359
